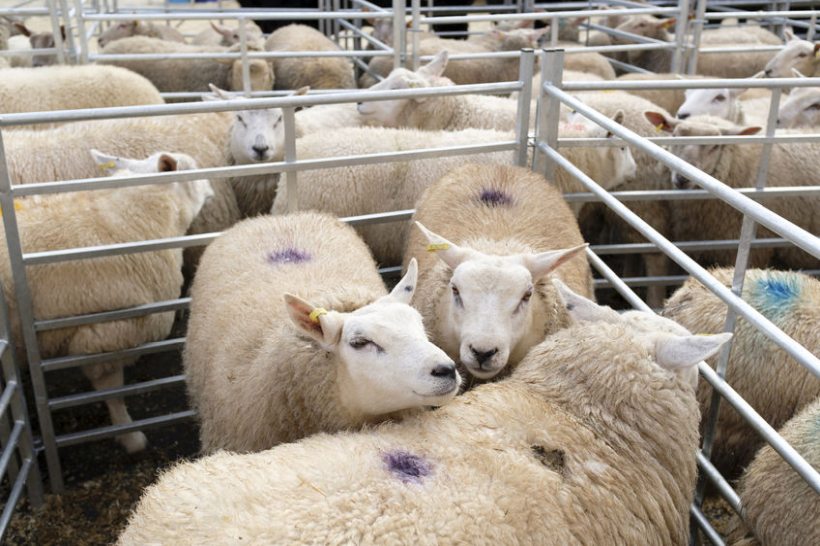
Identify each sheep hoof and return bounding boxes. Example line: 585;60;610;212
119;431;149;454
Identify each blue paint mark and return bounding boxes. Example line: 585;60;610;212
478;188;513;207
267;248;311;265
748;271;802;321
383;450;431;483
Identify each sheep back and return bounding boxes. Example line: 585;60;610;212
265;24;355;89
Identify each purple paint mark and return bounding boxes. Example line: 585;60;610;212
383;450;431;483
267;248;311;265
478;188;513;207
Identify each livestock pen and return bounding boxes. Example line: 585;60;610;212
0;0;819;544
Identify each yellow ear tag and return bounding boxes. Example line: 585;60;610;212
815;49;820;59
426;243;450;252
98;161;117;171
309;308;328;324
655;123;664;132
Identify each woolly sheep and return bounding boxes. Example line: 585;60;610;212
403;164;591;384
99;36;273;95
20;24;65;67
646;111;819;271
5;32;31;68
185;212;459;453
271;127;518;266
663;267;820;475
616;72;711;115
96;19;185;48
1;151;213;453
676;88;771;126
0;65;164;124
763;35;820;78
191;21;264;47
4;112;241;276
265;24;356;90
118;283;731;546
727;397;820;546
777;85;820;128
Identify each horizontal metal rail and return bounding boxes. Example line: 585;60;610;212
559;135;820;146
41;337;184;373
34;298;190;332
563;77;820;91
415;6;681;25
81;10;394;21
49;375;186;411
55;409;195;448
562;186;820;202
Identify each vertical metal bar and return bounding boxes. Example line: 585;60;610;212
411;0;420;70
671;0;690;73
73;0;89;64
283;107;298;212
0;130;64;492
807;13;817;41
46;0;67;65
534;48;564;181
687;0;707;75
549;14;559;48
332;0;341;42
392;0;406;69
58;0;78;63
0;404;20;488
514;49;535;167
239;17;251;96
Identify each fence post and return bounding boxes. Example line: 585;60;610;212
534;48;564;182
514;49;535;167
671;0;690;73
686;0;708;75
283;107;298;212
73;0;89;64
239;17;251;97
392;0;406;69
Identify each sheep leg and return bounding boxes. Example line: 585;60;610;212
84;363;148;454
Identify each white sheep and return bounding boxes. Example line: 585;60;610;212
764;31;820;78
186;212;459;453
265;24;356;90
117;282;730;546
99;36;273;95
0;65;164;123
96;19;185;48
1;151;213;453
727;397;820;546
662;267;820;475
271;126;519;266
191;21;264;47
404;164;591;384
777;85;820;128
616;72;711;115
676;87;771;126
15;24;65;68
645;111;819;272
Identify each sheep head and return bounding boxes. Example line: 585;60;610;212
677;88;746;121
283;258;460;416
764;38;820;78
777;86;820;128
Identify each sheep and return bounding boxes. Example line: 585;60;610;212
0;65;164;123
560;46;617;80
270;127;519;266
96;19;185;48
763;34;820;78
99;36;273;95
21;24;65;67
645;111;819;271
117;283;731;546
264;24;356;90
676;87;771;126
403;164;592;385
1;151;213;453
185;212;460;453
4;111;241;276
360;28;548;88
616;72;711;115
0;57;8;69
727;397;820;546
1;22;33;68
662;267;820;475
777;85;820;128
191;21;263;47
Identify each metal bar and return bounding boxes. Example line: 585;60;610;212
34;298;190;332
0;422;22;479
696;453;743;516
55;410;195;448
41;338;185;373
561;186;820;202
23;233;216;265
690;505;725;546
238;16;250;96
45;0;67;64
0;381;16;419
534;48;564;181
672;0;689;73
514;49;535;167
591;238;799;255
340;209;413;226
392;0;405;69
82;11;396;22
562;77;820;92
283;107;298;212
415;6;680;25
73;0;89;63
410;0;419;70
0;458;33;542
49;375;186;411
585;249;648;310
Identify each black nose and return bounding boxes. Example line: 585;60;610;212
252;145;269;156
470;346;499;366
431;364;456;380
677;112;690;120
672;174;690;189
764;69;772;77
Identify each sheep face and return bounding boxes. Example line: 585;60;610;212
615;16;675;42
227;106;284;163
677;88;744;121
97;20;139;49
764;39;819;78
553;279;732;385
644;111;760;189
777;87;820;128
285;259;460;415
29;27;64;67
229;59;274;92
565;111;637;189
416;223;586;380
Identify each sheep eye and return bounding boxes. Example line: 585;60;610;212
349;338;382;352
236;115;246;126
521;287;533;303
714;95;726;102
809;103;820;110
451;285;462;306
798;52;808;58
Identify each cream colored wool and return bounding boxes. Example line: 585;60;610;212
404;164;593;384
265;24;355;90
100;36;273;94
96;19;185;48
616;72;710;114
777;86;820;128
728;397;820;546
4;114;241;276
662;267;820;475
191;21;265;47
119;316;701;545
0;158;211;453
185;212;454;453
0;65;164;125
556;42;617;80
271;127;517;266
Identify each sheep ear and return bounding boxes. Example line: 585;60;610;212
529;27;549;42
523;244;588;280
727;88;747;98
414;222;473;270
211;22;233;38
515;19;534;29
383;258;417;305
207;83;233;100
13;22;31;37
89;149;126;174
783;28;795;42
552;279;620;324
417;50;448;77
59;25;66;41
814;43;820;58
654;333;733;370
721;125;761;136
659;18;676;29
157;154;178;173
606;109;625;137
645;111;678;133
291;86;310;96
489;29;505;40
283;294;344;350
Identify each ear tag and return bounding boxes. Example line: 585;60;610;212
309;308;328;323
655;123;665;132
98;161;116;171
815;49;820;59
426;243;450;252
